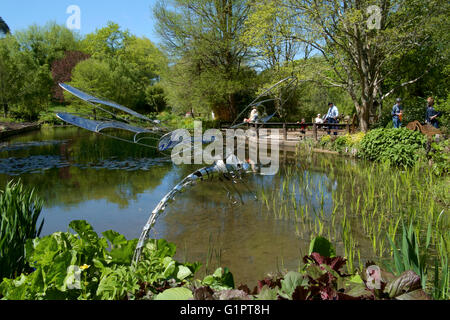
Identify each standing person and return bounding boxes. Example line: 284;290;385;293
391;98;403;128
297;118;308;139
425;97;441;128
324;103;339;135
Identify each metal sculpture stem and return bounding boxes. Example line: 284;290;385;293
132;155;250;264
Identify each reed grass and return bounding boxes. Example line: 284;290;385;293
255;153;449;298
0;179;44;280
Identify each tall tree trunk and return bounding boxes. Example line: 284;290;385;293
355;101;370;132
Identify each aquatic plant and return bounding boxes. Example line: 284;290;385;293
257;152;448;298
0;180;43;280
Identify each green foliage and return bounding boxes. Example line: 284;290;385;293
201;267;235;291
250;247;429;300
327;133;365;153
428;139;450;176
14;22;81;66
0;35;53;120
154;0;257;120
0;221;200;300
384;221;448;300
358;128;427;167
0;180;44;280
69;23;167;114
386;222;430;289
433;235;449;300
154;111;196;129
319;135;332;148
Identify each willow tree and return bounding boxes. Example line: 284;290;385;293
154;0;255;120
253;0;442;131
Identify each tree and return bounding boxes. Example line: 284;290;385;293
0;36;19;117
51;51;91;102
0;17;10;35
70;23;167;113
82;22;131;59
242;0;303;73
264;0;444;131
9;22;82;114
14;22;81;66
154;0;256;120
0;35;53;120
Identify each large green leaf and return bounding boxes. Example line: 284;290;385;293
308;236;336;258
177;265;192;281
108;239;138;265
69;220;99;244
102;230;128;247
162;257;176;278
154;287;193;300
280;271;307;299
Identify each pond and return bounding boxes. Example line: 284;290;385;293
0;127;445;287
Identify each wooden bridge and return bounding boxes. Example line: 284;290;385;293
219;120;357;141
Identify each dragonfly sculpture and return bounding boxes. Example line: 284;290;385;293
56;76;298;263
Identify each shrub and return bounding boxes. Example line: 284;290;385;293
319;135;332;148
358;128;427;167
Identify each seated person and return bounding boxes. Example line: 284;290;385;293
244;107;259;123
314;114;324;124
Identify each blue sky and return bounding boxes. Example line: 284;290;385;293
0;0;161;42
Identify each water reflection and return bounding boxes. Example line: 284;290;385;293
0;127;351;286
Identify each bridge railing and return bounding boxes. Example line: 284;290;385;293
219;121;355;140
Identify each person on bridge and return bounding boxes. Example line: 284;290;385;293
297;118;308;139
315;114;324;124
324;103;339;135
244;106;259;124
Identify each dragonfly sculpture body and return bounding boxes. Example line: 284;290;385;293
56;77;298;264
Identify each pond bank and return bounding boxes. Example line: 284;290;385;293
0;122;41;140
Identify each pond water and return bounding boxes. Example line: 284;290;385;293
0;127;433;287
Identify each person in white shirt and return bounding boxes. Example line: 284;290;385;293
315;114;324;124
324;103;339;135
